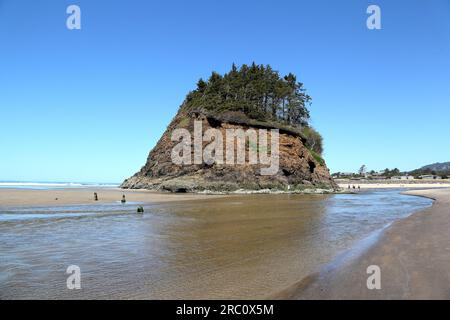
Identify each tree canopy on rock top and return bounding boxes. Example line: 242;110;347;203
185;63;312;127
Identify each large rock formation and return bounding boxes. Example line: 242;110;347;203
121;107;336;192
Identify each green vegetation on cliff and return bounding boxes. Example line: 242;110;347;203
185;63;323;155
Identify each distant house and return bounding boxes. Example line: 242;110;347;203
332;172;354;178
371;176;387;180
419;175;441;180
391;175;414;180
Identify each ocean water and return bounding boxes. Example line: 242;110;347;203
0;181;120;190
0;190;432;299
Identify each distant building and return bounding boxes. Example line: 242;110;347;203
391;175;414;180
371;176;387;180
332;172;354;178
419;175;441;180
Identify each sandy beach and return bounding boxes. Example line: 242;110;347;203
337;179;450;189
273;188;450;299
0;188;224;207
3;187;432;299
1;186;448;299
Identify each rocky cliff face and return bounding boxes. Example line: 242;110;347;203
121;107;336;192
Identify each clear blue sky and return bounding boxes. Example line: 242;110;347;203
1;0;449;182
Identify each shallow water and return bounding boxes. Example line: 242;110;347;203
0;190;432;299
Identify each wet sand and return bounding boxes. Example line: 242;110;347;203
0;188;224;207
275;188;450;299
0;189;432;299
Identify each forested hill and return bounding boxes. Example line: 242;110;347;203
420;162;450;172
121;63;335;192
410;162;450;176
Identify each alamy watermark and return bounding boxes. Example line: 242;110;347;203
171;120;279;175
66;265;81;289
366;265;381;290
66;5;81;30
367;5;381;30
65;5;380;31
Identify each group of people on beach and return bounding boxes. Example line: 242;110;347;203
348;185;361;191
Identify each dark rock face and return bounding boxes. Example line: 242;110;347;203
121;108;336;192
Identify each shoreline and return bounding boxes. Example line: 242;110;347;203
272;188;450;299
339;184;450;189
0;188;225;207
3;180;450;207
0;186;342;207
336;179;450;189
